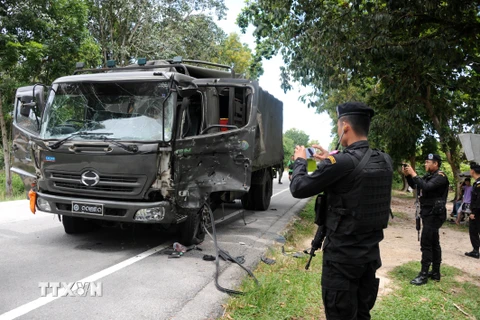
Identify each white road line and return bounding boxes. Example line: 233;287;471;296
213;187;291;225
0;188;293;319
271;188;290;198
0;244;169;320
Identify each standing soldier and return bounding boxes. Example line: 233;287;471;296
403;154;449;285
290;102;393;320
465;162;480;259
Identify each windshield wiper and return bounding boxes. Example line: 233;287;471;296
98;135;138;153
48;132;113;149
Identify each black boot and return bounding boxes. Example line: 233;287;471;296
428;264;441;281
411;264;429;286
465;250;480;259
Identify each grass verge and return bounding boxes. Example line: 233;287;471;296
221;197;480;320
372;261;480;319
221;198;324;320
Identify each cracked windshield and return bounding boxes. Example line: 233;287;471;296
41;81;174;141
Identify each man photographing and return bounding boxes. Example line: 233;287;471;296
403;154;449;285
290;102;393;320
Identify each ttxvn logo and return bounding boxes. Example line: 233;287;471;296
39;282;103;297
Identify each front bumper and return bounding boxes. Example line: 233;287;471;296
36;192;186;224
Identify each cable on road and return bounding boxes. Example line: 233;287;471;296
203;203;259;295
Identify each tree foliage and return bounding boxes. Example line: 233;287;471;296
239;0;480;191
87;0;224;63
282;136;294;166
86;0;262;77
215;33;263;79
1;0;101;84
284;128;309;147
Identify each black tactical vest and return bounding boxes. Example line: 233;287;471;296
325;149;393;235
471;179;480;211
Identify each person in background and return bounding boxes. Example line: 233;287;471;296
278;164;284;184
450;181;465;219
465;162;480;259
403;154;449;285
287;155;294;181
455;178;472;225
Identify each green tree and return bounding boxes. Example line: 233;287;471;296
239;0;480;196
0;0;99;196
284;128;309;147
215;33;263;79
282;136;294;166
87;0;227;65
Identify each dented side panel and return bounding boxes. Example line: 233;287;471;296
173;80;283;209
174;128;255;208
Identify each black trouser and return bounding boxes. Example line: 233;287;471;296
469;213;480;251
321;260;380;320
420;215;444;265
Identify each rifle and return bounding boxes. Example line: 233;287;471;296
305;194;327;270
305;224;326;270
415;186;421;241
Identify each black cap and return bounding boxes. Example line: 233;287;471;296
470;162;480;171
336;102;375;119
425;153;442;163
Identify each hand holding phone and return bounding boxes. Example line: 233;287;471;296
306;147;316;159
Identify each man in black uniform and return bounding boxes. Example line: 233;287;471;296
403;154;449;285
465;162;480;259
290;102;393;320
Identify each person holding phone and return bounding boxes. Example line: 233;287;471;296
289;102;393;320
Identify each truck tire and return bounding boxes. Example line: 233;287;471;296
241;169;273;211
62;216;91;234
252;170;273;211
179;209;206;246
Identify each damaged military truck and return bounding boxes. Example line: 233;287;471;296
11;58;284;245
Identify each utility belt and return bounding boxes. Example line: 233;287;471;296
422;198;447;221
420;198;444;206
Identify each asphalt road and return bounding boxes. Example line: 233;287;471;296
0;183;308;320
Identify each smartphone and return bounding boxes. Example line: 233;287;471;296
306;147;316;159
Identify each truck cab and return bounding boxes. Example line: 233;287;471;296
11;58;284;245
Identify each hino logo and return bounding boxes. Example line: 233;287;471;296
81;171;100;187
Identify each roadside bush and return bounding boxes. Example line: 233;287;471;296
0;171;25;200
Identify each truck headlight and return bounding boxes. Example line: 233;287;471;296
134;207;165;222
37;197;52;212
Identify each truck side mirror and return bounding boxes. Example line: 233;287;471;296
19;97;35;117
32;84;47;114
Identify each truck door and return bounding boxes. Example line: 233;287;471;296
11;85;46;192
174;81;256;209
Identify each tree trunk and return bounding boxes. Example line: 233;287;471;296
0;91;13;197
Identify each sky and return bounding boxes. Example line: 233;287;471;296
215;0;334;148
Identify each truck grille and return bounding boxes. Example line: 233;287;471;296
48;170;146;197
55;182;134;193
52;172;137;183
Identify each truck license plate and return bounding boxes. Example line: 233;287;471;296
72;202;104;215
